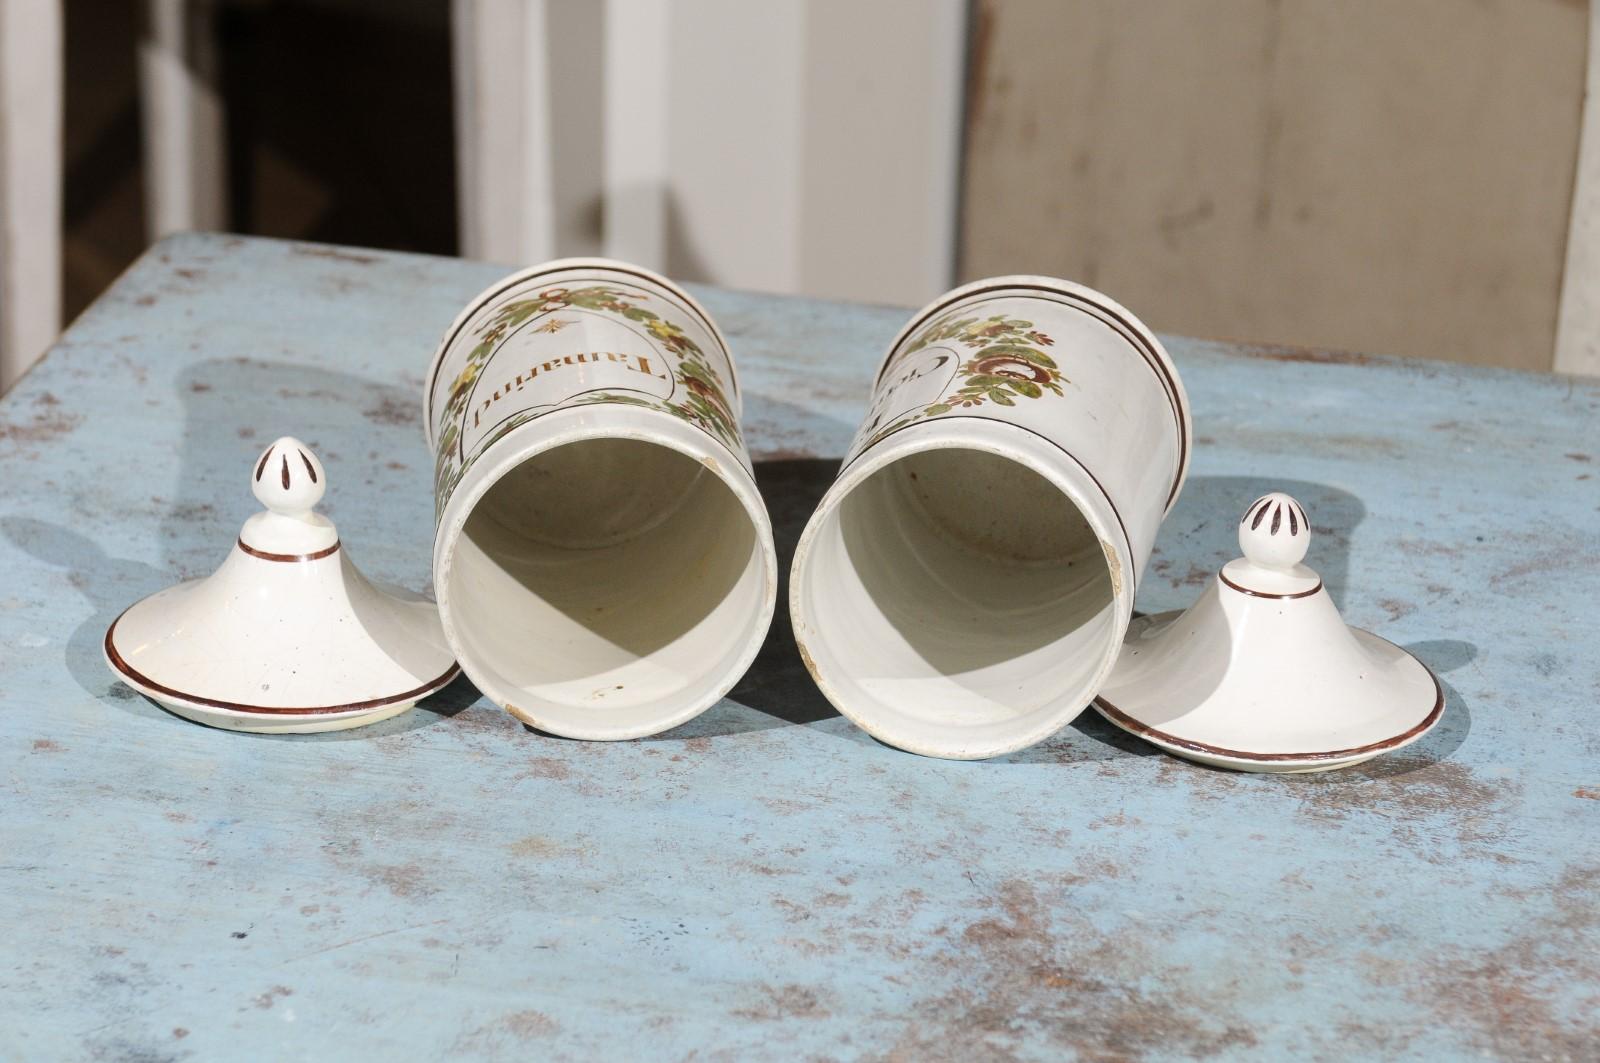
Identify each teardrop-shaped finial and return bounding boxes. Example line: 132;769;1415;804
252;437;326;517
1239;492;1309;571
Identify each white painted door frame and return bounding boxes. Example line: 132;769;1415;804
449;0;968;307
1555;0;1600;375
140;0;227;240
0;0;63;393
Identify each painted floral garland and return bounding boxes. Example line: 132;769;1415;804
433;285;740;509
863;311;1066;448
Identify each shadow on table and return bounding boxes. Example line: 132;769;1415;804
3;354;477;739
2;515;479;739
1148;474;1366;607
32;363;1474;770
723;457;840;724
157;358;432;578
2;515;171;724
668;469;1476;774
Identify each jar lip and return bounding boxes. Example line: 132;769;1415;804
873;274;1191;514
422;257;739;451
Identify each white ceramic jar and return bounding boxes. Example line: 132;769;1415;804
790;276;1191;759
424;259;777;740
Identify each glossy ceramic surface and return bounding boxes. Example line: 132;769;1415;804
791;276;1190;759
104;437;459;733
1094;492;1444;772
425;259;777;740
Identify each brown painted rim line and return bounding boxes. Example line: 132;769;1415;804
424;263;736;419
1218;569;1323;600
1093;657;1444;764
872;280;1189;510
105;610;461;715
236;538;342;563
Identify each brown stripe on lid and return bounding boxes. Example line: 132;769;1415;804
105;610;460;716
236;538;342;563
1218;569;1323;600
1094;663;1443;764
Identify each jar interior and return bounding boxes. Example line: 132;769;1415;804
796;446;1119;756
445;436;767;738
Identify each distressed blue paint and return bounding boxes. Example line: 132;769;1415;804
1;234;1597;1061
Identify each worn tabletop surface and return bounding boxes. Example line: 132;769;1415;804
2;234;1597;1062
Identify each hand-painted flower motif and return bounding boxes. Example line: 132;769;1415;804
863;311;1067;448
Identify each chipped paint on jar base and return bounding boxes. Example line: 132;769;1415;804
790;276;1190;760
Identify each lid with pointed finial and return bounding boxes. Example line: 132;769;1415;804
104;437;458;733
1092;491;1443;773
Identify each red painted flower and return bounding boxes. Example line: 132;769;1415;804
971;355;1051;384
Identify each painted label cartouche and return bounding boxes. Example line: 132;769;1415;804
427;271;741;516
844;307;1067;464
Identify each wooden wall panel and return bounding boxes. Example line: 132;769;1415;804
960;0;1588;370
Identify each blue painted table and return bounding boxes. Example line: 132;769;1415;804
3;234;1597;1061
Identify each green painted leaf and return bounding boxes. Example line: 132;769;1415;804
965;373;1010;389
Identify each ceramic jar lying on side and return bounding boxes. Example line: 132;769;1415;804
790;275;1191;759
424;259;777;740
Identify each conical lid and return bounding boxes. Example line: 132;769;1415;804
105;437;458;732
1094;492;1442;772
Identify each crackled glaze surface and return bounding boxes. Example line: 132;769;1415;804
2;234;1598;1060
